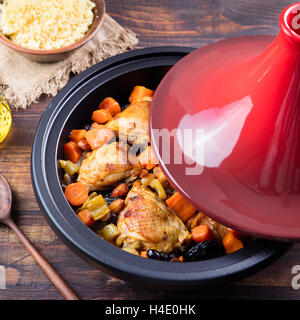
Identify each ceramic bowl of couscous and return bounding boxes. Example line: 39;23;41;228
0;0;105;62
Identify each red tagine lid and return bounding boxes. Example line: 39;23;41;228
150;2;300;241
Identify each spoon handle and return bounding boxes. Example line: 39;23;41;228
6;218;79;300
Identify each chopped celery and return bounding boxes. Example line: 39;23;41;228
100;223;120;242
59;160;67;169
115;235;124;247
79;194;110;221
64;160;79;176
59;159;79;176
150;179;167;200
91;204;110;221
80;193;99;210
88;192;98;200
81;194;107;211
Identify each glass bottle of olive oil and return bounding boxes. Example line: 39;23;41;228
0;97;12;143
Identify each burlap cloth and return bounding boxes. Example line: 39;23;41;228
0;14;138;109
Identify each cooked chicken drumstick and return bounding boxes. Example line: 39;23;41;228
78;142;141;191
116;181;191;253
106;100;150;145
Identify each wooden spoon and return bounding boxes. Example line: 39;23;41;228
0;174;79;300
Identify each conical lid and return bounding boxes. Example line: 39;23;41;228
150;2;300;241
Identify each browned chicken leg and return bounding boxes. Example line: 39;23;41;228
106;100;150;145
78;142;141;191
116;181;191;253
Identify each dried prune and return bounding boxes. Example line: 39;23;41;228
185;241;225;261
147;250;178;261
147;249;162;260
159;252;170;261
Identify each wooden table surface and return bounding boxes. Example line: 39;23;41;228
1;0;300;300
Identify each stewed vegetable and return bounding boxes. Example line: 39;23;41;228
59;86;250;262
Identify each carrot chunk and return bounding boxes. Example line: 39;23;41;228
227;228;249;240
137;146;158;170
92;109;112;124
129;86;154;104
64;182;89;207
222;231;244;254
84;127;115;150
64;141;82;164
77;209;95;227
166;192;197;222
99;97;121;117
191;224;214;243
69;129;86;143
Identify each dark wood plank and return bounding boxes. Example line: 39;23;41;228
1;0;300;300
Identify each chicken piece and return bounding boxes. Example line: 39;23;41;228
116;181;191;252
186;212;228;241
77;142;141;191
106;100;150;145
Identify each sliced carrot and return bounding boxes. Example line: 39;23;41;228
137;146;158;170
77;138;91;151
191;224;214;243
140;251;148;258
129;86;154;104
99;97;121;117
69;129;86;143
166;192;197;222
64;141;82;164
222;231;244;254
77;209;95;227
92;109;112;124
84;127;115;150
64;182;89;207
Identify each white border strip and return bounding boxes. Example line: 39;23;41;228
0;265;6;290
